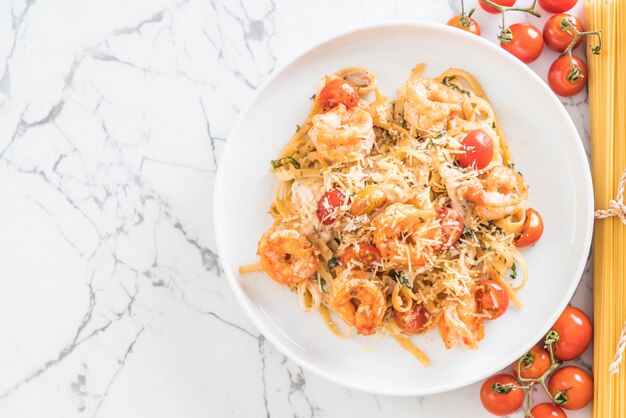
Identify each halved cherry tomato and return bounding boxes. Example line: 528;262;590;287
475;280;509;320
479;0;516;13
539;0;578;13
340;243;381;268
351;186;387;216
316;188;349;225
318;79;359;111
548;55;587;97
548;366;593;410
446;15;481;35
436;206;464;248
530;403;567;418
501;23;544;64
543;14;584;52
480;374;524;416
515;208;544;247
457;129;494;169
394;303;429;334
512;345;551;379
549;306;592;361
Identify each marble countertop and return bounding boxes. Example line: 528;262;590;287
0;0;592;417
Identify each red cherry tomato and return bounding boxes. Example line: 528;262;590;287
457;130;494;169
530;403;567;418
479;0;516;13
319;79;359;111
340;243;381;268
548;55;587;97
512;345;551;379
316;188;349;225
515;208;544;247
501;23;544;64
394;303;429;334
539;0;578;13
548;366;593;410
435;206;464;248
543;14;584;52
549;306;592;361
446;15;481;35
480;374;524;416
475;280;509;320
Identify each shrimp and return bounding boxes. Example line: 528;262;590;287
329;270;386;335
257;225;318;284
309;104;375;163
457;165;528;221
372;203;443;267
401;78;465;134
438;293;485;350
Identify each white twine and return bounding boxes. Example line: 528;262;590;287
594;168;626;374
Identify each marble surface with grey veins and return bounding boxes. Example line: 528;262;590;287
0;0;593;417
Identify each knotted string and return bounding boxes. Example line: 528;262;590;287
593;168;626;374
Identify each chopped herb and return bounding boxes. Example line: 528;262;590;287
434;127;447;141
510;263;518;280
517;171;524;177
396;272;413;289
328;256;340;269
441;75;471;97
462;227;475;239
295;124;301;132
426;140;434;148
419;217;425;223
319;277;329;294
310;93;316;100
504;214;511;218
507;162;515;169
492;121;496;129
350;290;357;297
271;156;300;169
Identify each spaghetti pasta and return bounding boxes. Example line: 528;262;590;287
244;64;540;364
585;0;626;415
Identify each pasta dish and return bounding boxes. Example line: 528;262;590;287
240;64;543;366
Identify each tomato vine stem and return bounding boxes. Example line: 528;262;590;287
480;0;541;42
508;331;563;416
559;17;602;81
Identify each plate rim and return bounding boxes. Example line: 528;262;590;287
213;20;594;396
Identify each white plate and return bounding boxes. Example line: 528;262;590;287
214;22;593;396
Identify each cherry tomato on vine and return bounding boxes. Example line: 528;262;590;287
512;345;551;379
457;129;493;169
480;374;524;416
475;280;509;320
479;0;516;13
538;0;578;13
501;23;544;64
340;243;381;268
446;15;481;35
548;55;588;97
549;306;592;361
548;366;593;410
319;79;359;111
317;188;349;225
394;303;429;334
543;14;584;52
435;206;464;248
515;208;544;247
530;403;567;418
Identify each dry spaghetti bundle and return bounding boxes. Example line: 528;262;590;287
584;0;626;416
